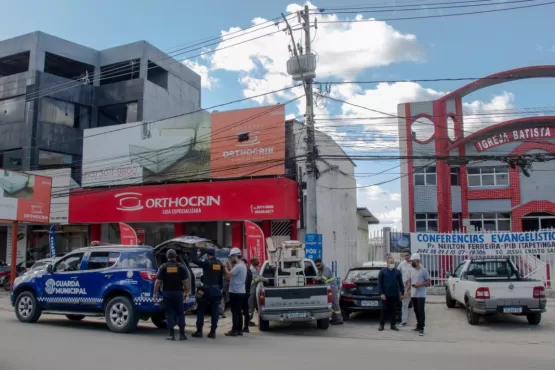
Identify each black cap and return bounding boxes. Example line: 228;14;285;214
206;248;216;256
166;249;177;260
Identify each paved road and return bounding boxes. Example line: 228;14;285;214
1;310;555;370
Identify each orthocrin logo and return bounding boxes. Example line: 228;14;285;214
115;192;144;212
236;132;260;147
31;205;43;214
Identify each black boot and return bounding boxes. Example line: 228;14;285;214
207;330;216;339
179;332;187;341
192;330;203;338
166;329;175;341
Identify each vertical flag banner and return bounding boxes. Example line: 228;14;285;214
244;220;266;264
49;225;56;258
119;222;138;245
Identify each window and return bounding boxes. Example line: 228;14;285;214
345;268;381;280
467;260;517;279
453;263;465;278
116;251;156;269
44;52;94;84
0;51;30;78
54;253;84;272
40;97;91;128
467;166;509;187
469;213;511;231
450;167;460;186
38;150;73;169
414;166;436;186
98;101;138;127
415;213;438;232
0;149;23;170
87;252;120;270
147;61;168;90
452;213;462;231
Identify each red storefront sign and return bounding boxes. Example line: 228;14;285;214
474;126;554;152
245;220;266;264
69;178;299;223
119;222;138;245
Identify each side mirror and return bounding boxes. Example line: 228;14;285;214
46;264;53;274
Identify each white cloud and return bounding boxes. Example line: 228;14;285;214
357;184;402;230
208;2;424;104
182;59;219;89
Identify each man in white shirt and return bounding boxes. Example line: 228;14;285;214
397;250;413;326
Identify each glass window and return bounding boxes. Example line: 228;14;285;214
0;96;26;125
467;166;509;187
0;149;23;170
54;253;84;272
116;251;156;269
450;167;460;186
346;268;381;280
453;263;465;278
469;213;511;232
40;97;91;128
414;166;436;186
452;213;461;231
87;252;120;270
415;213;438;232
38;150;72;169
98;101;138;127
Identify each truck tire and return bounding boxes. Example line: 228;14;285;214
105;296;139;333
526;313;541;325
15;291;42;323
151;313;167;329
466;303;480;325
445;289;457;308
258;313;270;332
66;315;85;321
317;318;330;330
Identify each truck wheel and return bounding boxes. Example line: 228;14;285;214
466;303;480;325
526;313;541;325
151;313;167;329
15;291;42;323
317;318;330;329
66;315;85;321
3;278;10;291
341;310;350;321
445;289;457;308
258;314;270;332
105;296;139;333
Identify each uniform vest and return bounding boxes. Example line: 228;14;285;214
203;259;223;287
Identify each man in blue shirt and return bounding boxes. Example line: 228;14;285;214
378;256;404;332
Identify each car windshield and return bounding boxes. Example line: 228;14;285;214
117;251;156;269
346;268;381;281
467;260;517;279
31;260;49;269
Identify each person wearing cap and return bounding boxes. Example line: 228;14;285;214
153;249;190;341
224;247;247;337
406;253;431;336
190;247;224;339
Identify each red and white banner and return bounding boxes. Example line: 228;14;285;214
119;222;138;245
69;178;298;223
245;220;266;264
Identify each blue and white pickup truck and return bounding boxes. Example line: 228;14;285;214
10;244;197;333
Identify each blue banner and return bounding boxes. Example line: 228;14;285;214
49;225;56;258
304;233;323;261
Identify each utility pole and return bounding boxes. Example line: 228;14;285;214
284;5;318;234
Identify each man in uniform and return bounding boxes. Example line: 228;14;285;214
314;258;343;325
241;258;253;332
153;249;190;341
190;247;224;339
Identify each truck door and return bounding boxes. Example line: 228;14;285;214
451;262;466;302
80;251;122;308
41;252;86;310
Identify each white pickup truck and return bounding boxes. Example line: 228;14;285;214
445;258;547;325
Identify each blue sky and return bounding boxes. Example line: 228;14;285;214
2;0;554;229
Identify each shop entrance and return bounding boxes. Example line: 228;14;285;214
522;212;555;231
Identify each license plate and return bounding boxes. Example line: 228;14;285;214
361;300;379;307
503;306;522;313
284;312;308;319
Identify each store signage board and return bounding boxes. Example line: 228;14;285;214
0;169;52;224
69;178;299;223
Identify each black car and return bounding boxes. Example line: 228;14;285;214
340;262;402;321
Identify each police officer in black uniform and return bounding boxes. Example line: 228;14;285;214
190;247;224;339
153;249;190;341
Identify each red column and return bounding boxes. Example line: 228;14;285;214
231;222;243;250
10;221;18;291
174;223;185;237
90;224;101;241
262;220;271;239
290;220;298;240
